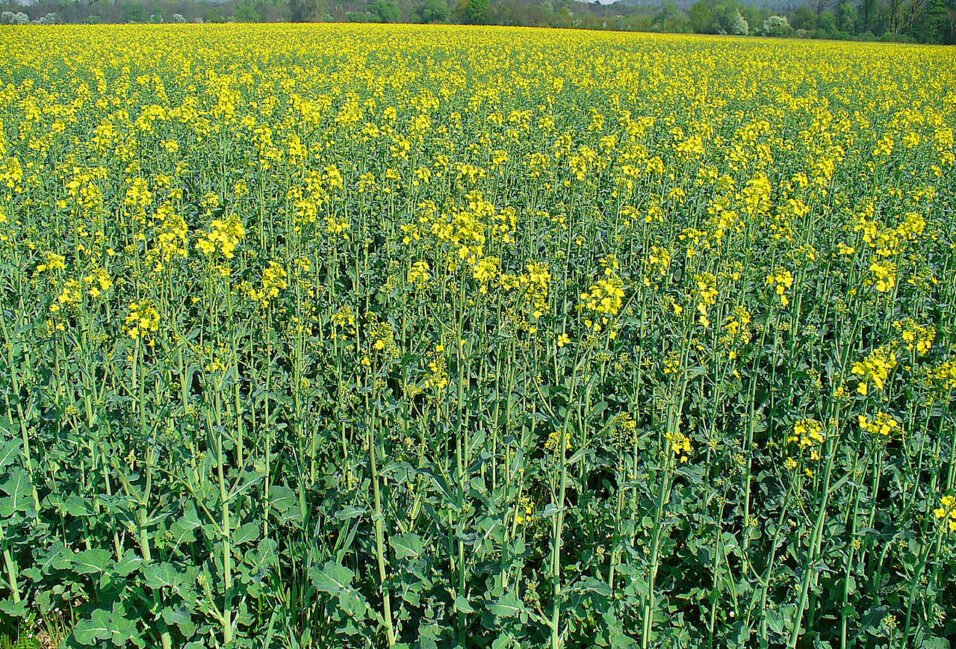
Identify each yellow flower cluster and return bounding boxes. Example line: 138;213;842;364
765;268;794;307
408;261;431;288
858;412;901;437
869;260;896;293
125;301;160;340
851;347;897;396
665;431;692;463
245;261;288;306
935;496;956;533
35;252;66;275
789;419;826;451
894;319;935;356
694;273;718;327
931;361;956;390
196;214;245;260
579;270;625;333
520;262;551;318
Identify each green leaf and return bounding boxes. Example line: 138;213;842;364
269;485;297;512
144;562;181;590
72;549;113;575
74;609;113;644
113;551;143;577
488;592;525;618
337;590;369;620
162;606;196;638
108;612;142;647
233;521;260;545
575;576;611;597
310;561;354;594
389;533;424;560
541;503;561;518
0;438;19;469
0;468;31;512
0;598;27;618
454;595;477;613
765;609;784;634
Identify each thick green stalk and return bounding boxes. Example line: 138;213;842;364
788;441;836;649
2;547;20;604
369;420;396;647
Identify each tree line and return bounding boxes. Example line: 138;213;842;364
2;0;953;44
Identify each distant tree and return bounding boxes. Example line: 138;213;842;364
897;0;930;34
886;0;909;33
808;0;833;21
368;0;401;21
456;0;489;24
911;0;947;39
763;14;792;34
790;5;817;29
859;0;878;32
836;1;857;31
689;0;715;32
817;8;836;31
172;12;186;22
124;2;147;22
653;2;691;32
234;3;261;21
743;5;770;30
714;0;748;34
726;8;748;33
289;0;317;22
417;0;450;22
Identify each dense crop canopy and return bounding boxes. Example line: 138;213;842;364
0;23;955;649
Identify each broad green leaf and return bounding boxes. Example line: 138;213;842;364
0;438;19;469
72;549;113;575
108;612;142;647
0;468;31;512
233;521;260;545
575;576;612;597
162;606;196;638
337;590;369;620
113;552;143;577
144;562;181;590
310;561;354;594
0;598;27;618
73;609;113;645
488;592;525;618
454;595;477;613
389;533;424;560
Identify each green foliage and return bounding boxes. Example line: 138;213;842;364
233;3;261;22
688;1;715;33
455;0;488;24
836;1;857;32
368;0;402;22
790;5;817;30
290;0;317;22
205;7;225;22
123;2;146;22
762;14;791;36
416;0;450;23
653;2;692;33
